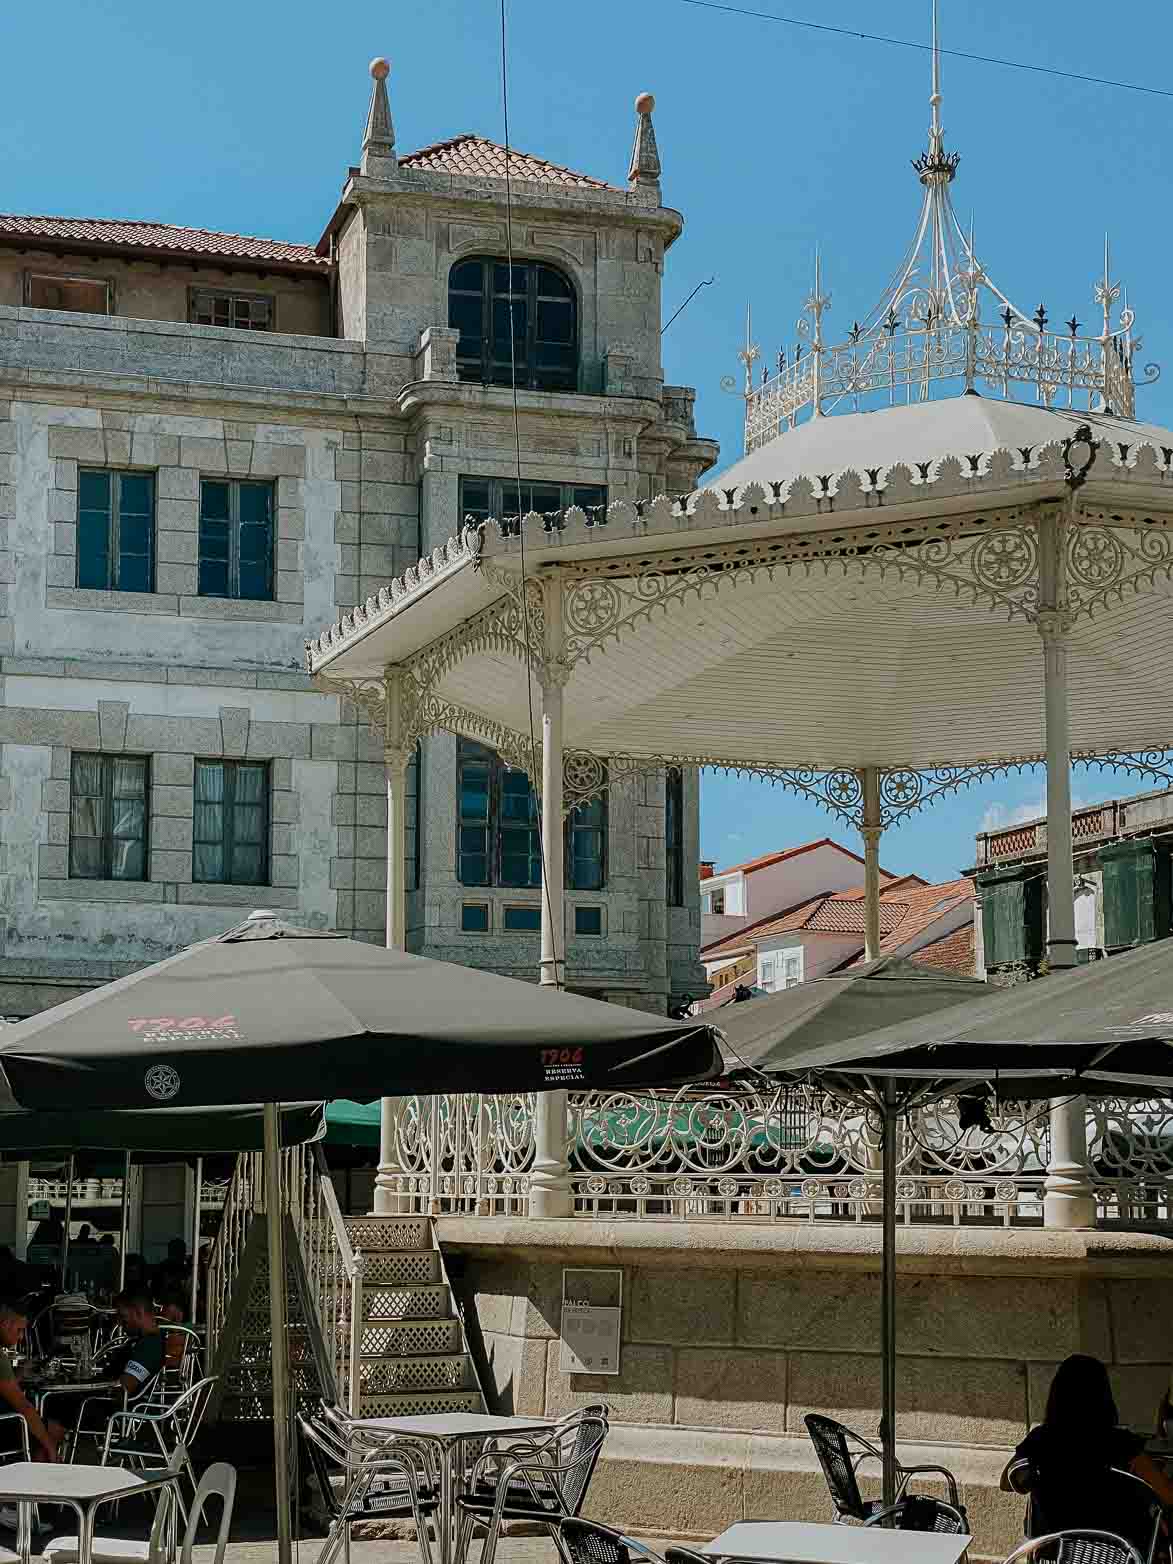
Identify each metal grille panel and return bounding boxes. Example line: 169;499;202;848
365;1284;449;1321
346;1218;430;1251
359;1355;475;1394
362;1251;440;1286
359;1320;463;1357
357;1389;483;1418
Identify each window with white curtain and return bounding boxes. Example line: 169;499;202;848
69;754;149;880
193;760;269;885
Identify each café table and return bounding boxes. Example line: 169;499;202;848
703;1521;972;1564
0;1462;177;1564
355;1411;556;1564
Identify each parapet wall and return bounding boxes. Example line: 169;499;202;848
438;1218;1173;1559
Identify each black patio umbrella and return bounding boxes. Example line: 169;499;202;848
0;917;720;1109
0;1102;323;1153
731;939;1173;1507
0;914;723;1562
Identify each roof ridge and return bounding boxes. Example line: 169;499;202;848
399;133;617;190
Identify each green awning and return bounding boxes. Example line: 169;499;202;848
325;1099;380;1148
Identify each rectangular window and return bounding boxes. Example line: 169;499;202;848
499;767;541;889
457;738;541;889
27;274;111;314
192;760;269;885
458;477;606;528
199;479;274;601
461;903;490;933
575;906;603;936
457;741;493;887
666;768;684;907
69;754;149;881
189;289;273;331
76;469;155;593
503;905;541;933
566;788;606;892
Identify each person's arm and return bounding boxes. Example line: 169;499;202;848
1131;1452;1173;1508
0;1375;57;1459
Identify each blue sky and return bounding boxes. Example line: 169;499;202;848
5;0;1171;883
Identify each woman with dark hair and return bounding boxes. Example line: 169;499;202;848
1004;1355;1173;1541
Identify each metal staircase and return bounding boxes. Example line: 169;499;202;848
206;1152;484;1424
342;1217;483;1416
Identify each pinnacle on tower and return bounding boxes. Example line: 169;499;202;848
627;92;661;191
361;57;397;178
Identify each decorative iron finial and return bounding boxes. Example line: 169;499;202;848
628;92;662;189
911;0;960;185
361;58;397;177
737;302;759;394
1033;303;1048;331
1095;234;1121;338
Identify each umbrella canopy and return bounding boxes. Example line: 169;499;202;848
714;957;987;1075
0;1101;323;1154
0;916;722;1111
761;939;1173;1096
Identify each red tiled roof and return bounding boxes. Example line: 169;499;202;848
712;838;866;878
399;134;621;191
0;215;328;271
843;878;975;969
909;922;977;977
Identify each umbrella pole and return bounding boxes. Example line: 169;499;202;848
118;1152;130;1291
263;1103;293;1564
879;1079;898;1510
189;1157;202;1324
60;1154;74;1289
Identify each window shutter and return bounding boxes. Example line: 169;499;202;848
976;866;1044;968
1100;837;1173;951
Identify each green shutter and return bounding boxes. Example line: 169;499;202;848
976;866;1045;969
1101;838;1172;950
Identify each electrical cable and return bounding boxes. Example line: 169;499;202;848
673;0;1173;101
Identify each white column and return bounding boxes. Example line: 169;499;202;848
374;667;412;1217
861;768;882;963
531;575;572;1219
1038;504;1095;1229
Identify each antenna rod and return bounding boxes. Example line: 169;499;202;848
930;0;942;136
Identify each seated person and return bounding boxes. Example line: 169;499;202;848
1004;1355;1173;1544
0;1300;59;1463
43;1290;164;1450
158;1290;190;1375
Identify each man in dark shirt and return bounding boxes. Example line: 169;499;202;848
43;1289;164;1452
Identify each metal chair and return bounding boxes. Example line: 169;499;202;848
455;1408;609;1564
863;1496;970;1533
1010;1465;1164;1564
804;1412;962;1522
297;1410;435;1564
43;1459;236;1564
100;1376;217;1517
1001;1531;1145;1564
559;1519;669;1564
663;1549;713;1564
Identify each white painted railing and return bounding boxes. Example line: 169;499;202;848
373;1088;1173;1229
206;1144;364;1413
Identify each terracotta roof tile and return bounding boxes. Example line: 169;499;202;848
0;215;327;271
843;878;974;968
910;922;977;977
399;134;621;191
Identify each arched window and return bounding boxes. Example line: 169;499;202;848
448;258;578;392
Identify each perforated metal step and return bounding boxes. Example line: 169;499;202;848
344;1216;430;1251
356;1387;483;1418
357;1353;478;1395
361;1282;451;1322
357;1317;463;1358
360;1249;442;1286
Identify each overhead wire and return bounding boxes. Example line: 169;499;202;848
673;0;1173;101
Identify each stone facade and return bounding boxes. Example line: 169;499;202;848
0;72;715;1016
441;1219;1173;1558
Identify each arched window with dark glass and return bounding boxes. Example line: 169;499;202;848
448;257;578;392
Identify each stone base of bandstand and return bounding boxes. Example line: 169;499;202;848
437;1219;1173;1561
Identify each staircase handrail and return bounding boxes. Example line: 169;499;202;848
284;1141;363;1413
205;1149;263;1371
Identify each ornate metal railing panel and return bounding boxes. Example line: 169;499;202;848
378;1086;1172;1229
743;322;1141;454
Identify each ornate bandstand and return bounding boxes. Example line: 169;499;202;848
307;36;1173;1232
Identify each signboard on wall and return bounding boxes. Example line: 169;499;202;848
559;1267;622;1375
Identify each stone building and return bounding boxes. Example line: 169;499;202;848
0;63;716;1017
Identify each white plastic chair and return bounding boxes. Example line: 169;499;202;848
43;1461;236;1564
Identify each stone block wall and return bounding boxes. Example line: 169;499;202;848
441;1220;1173;1557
